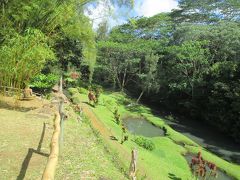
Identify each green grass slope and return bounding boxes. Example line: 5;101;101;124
55;116;127;180
69;88;240;180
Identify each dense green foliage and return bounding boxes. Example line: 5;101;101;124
72;89;240;179
95;1;240;142
0;0;96;89
1;1;239;178
0;0;134;90
0;29;55;88
30;73;58;92
133;136;155;151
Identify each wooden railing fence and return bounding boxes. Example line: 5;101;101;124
42;76;65;180
41;112;61;180
0;85;43;97
1;78;140;179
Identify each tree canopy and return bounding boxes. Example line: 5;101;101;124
95;2;240;142
1;0;240;143
0;0;134;88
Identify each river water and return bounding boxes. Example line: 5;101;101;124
122;117;165;137
164;117;240;165
123;111;240;164
123;116;236;180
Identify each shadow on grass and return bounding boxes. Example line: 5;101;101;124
168;173;182;180
16;123;49;180
109;135;118;141
0;100;34;112
82;101;96;108
121;103;151;115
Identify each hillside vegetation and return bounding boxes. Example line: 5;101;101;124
68;87;240;180
0;0;240;179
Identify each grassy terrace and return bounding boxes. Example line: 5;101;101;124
68;88;240;180
0;96;52;180
0;95;127;179
55;116;127;179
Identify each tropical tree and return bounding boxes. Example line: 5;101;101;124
167;40;210;100
97;41;141;90
171;0;240;23
0;29;55;89
136;52;160;103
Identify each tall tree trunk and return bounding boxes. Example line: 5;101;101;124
136;90;144;104
121;67;127;91
113;77;116;90
116;74;122;91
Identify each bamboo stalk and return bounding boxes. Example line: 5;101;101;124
42;112;61;180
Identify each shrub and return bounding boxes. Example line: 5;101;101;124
104;99;117;109
113;108;121;124
64;71;81;87
165;114;175;122
68;88;79;95
90;84;103;104
30;73;58;92
71;94;81;104
78;87;88;94
133;136;155;151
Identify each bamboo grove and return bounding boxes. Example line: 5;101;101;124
0;0;96;90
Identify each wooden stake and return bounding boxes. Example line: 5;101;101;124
59;75;63;93
129;149;137;180
59;100;64;150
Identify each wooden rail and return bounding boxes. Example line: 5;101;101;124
1;82;65;180
0;85;42;96
42;112;61;180
42;76;64;180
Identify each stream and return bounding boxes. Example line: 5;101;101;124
164;117;240;165
123;110;240;165
123;113;240;164
122;117;164;137
123;116;236;180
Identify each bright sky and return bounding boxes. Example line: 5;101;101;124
86;0;179;29
134;0;179;17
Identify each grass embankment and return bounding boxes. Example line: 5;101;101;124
0;95;127;179
68;88;240;180
55;112;127;179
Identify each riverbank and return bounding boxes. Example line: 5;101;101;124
68;88;240;180
139;100;240;164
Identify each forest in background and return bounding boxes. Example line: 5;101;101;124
95;0;240;143
0;0;240;143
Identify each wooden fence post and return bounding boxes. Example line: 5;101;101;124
59;100;64;150
59;75;63;93
129;149;138;180
59;75;64;151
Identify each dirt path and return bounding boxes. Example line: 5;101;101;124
80;103;114;138
0;99;54;180
80;103;130;151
